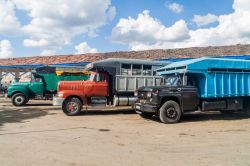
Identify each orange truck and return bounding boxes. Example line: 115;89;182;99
53;58;169;115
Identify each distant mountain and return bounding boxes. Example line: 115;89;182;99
1;44;250;66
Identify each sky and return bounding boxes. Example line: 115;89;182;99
1;0;249;58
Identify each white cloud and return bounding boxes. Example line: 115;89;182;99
166;2;184;13
111;10;189;50
192;13;219;27
23;39;49;47
233;0;250;12
0;40;13;58
185;0;250;47
0;0;21;35
111;0;250;51
10;0;115;55
75;42;98;54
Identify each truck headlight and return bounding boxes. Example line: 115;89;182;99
147;92;152;98
58;92;64;97
134;91;138;97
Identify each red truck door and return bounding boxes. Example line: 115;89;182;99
92;73;109;97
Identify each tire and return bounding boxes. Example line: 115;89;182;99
159;100;182;124
11;93;27;106
62;97;82;116
139;112;153;119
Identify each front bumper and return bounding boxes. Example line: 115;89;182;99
135;103;158;114
53;97;65;106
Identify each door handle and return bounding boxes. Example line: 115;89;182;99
177;88;181;91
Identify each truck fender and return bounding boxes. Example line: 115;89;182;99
9;86;30;97
159;95;183;113
61;90;87;105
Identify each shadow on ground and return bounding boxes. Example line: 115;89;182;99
142;111;250;124
80;109;135;116
0;99;11;104
181;111;250;123
0;107;49;127
25;103;53;106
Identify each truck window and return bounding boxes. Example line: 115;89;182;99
121;64;131;75
95;73;106;82
142;65;152;76
165;76;182;86
31;74;42;82
34;78;42;82
89;73;95;81
132;64;142;75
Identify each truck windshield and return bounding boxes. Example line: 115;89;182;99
30;74;42;82
164;76;182;86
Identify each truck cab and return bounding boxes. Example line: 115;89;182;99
56;71;109;99
7;75;45;106
135;57;250;124
135;73;200;123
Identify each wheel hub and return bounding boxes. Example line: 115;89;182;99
15;96;24;104
67;102;78;112
166;107;176;118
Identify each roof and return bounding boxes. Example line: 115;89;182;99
0;64;44;69
85;58;170;70
0;64;45;73
1;44;250;66
157;55;250;62
157;57;250;75
49;62;90;67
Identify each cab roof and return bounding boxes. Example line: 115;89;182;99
85;58;170;70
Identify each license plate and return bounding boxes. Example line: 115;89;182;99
135;105;141;110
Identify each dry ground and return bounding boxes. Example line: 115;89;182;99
0;97;250;166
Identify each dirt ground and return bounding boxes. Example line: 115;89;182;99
1;97;250;166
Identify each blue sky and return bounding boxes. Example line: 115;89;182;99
1;0;249;58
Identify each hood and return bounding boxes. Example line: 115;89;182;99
9;82;30;87
58;80;91;92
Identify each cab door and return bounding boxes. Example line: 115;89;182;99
29;79;44;97
181;77;199;111
92;73;109;97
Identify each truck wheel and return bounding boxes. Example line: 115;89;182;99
159;100;182;124
62;97;82;116
11;93;27;106
139;112;153;119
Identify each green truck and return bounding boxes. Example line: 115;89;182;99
7;66;89;106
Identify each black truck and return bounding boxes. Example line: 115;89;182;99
135;58;250;124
